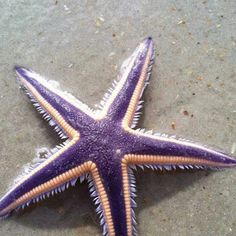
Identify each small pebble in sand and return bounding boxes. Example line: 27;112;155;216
183;110;189;116
171;122;176;130
196;76;203;81
95;16;105;27
177;20;186;25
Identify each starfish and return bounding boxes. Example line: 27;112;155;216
0;37;235;236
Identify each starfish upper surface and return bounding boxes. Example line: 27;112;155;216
0;37;235;236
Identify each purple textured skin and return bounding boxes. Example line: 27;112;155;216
0;37;235;236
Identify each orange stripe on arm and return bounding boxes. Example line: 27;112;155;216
97;38;155;126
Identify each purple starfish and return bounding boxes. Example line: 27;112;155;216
0;37;235;236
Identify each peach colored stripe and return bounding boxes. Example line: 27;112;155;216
122;46;153;128
20;77;79;139
121;158;133;236
91;164;115;236
124;154;231;167
121;153;230;236
1;162;115;236
1;161;93;215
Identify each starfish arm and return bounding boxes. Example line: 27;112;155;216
126;129;236;169
15;66;95;139
88;165;116;236
90;162;136;236
98;37;154;128
0;139;93;218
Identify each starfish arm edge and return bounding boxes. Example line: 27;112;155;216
15;66;95;138
0;139;90;218
89;165;116;236
126;129;236;169
121;160;138;236
97;38;154;128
